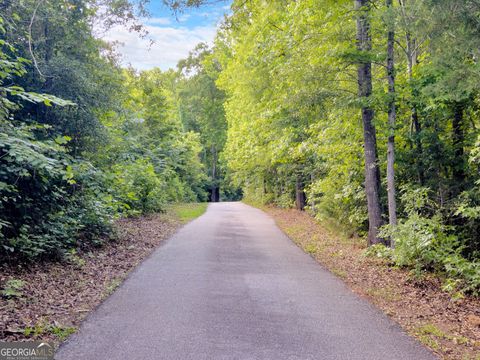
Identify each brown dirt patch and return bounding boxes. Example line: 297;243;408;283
265;206;480;360
0;213;180;345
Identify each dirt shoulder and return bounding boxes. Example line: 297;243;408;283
0;211;184;345
264;206;480;360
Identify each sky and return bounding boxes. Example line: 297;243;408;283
102;1;231;71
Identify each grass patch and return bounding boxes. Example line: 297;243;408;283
169;203;208;223
23;321;76;341
331;267;348;279
415;323;473;352
104;278;123;297
365;286;401;302
304;243;318;255
1;279;26;298
49;325;76;341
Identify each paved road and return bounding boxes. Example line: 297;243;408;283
56;202;436;360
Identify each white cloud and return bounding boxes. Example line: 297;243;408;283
178;14;191;23
145;17;172;26
103;23;217;71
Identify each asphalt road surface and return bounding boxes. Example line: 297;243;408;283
56;202;436;360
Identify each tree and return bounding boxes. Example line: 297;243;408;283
0;0;211;260
355;0;384;245
386;0;398;233
177;44;228;202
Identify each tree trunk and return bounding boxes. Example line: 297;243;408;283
210;145;219;202
411;107;424;185
295;177;306;211
452;102;465;191
408;52;425;186
212;187;220;203
386;0;397;236
355;0;384;245
401;0;425;185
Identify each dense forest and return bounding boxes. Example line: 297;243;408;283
213;0;480;295
0;0;237;261
1;0;479;295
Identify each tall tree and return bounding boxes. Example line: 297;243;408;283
386;0;398;234
355;0;384;244
398;0;425;185
177;44;228;202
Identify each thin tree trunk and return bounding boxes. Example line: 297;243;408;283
452;102;465;192
400;0;425;185
407;42;425;186
411;107;424;184
211;145;219;202
386;0;397;235
295;177;306;211
355;0;384;245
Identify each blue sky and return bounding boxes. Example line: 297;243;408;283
146;1;231;28
102;1;231;70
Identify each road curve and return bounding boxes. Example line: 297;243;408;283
56;202;436;360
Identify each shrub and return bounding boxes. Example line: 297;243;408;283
111;159;167;215
380;186;480;295
274;192;295;209
0;123;115;260
1;279;26;298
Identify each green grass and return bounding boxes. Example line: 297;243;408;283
23;321;77;341
169;203;208;223
414;323;472;352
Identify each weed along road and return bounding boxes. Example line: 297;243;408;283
56;202;436;360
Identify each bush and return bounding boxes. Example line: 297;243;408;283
0;124;115;260
111;159;167;215
274;192;295;209
380;186;480;295
309;180;368;237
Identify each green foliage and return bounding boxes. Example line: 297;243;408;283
1;279;26;298
379;187;480;294
212;0;480;294
363;243;394;261
0;109;116;259
177;43;236;201
274;192;295;209
414;323;472;350
0;2;212;261
1;0;479;300
98;69;210;208
111;159;167;215
49;325;76;341
23;321;76;340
